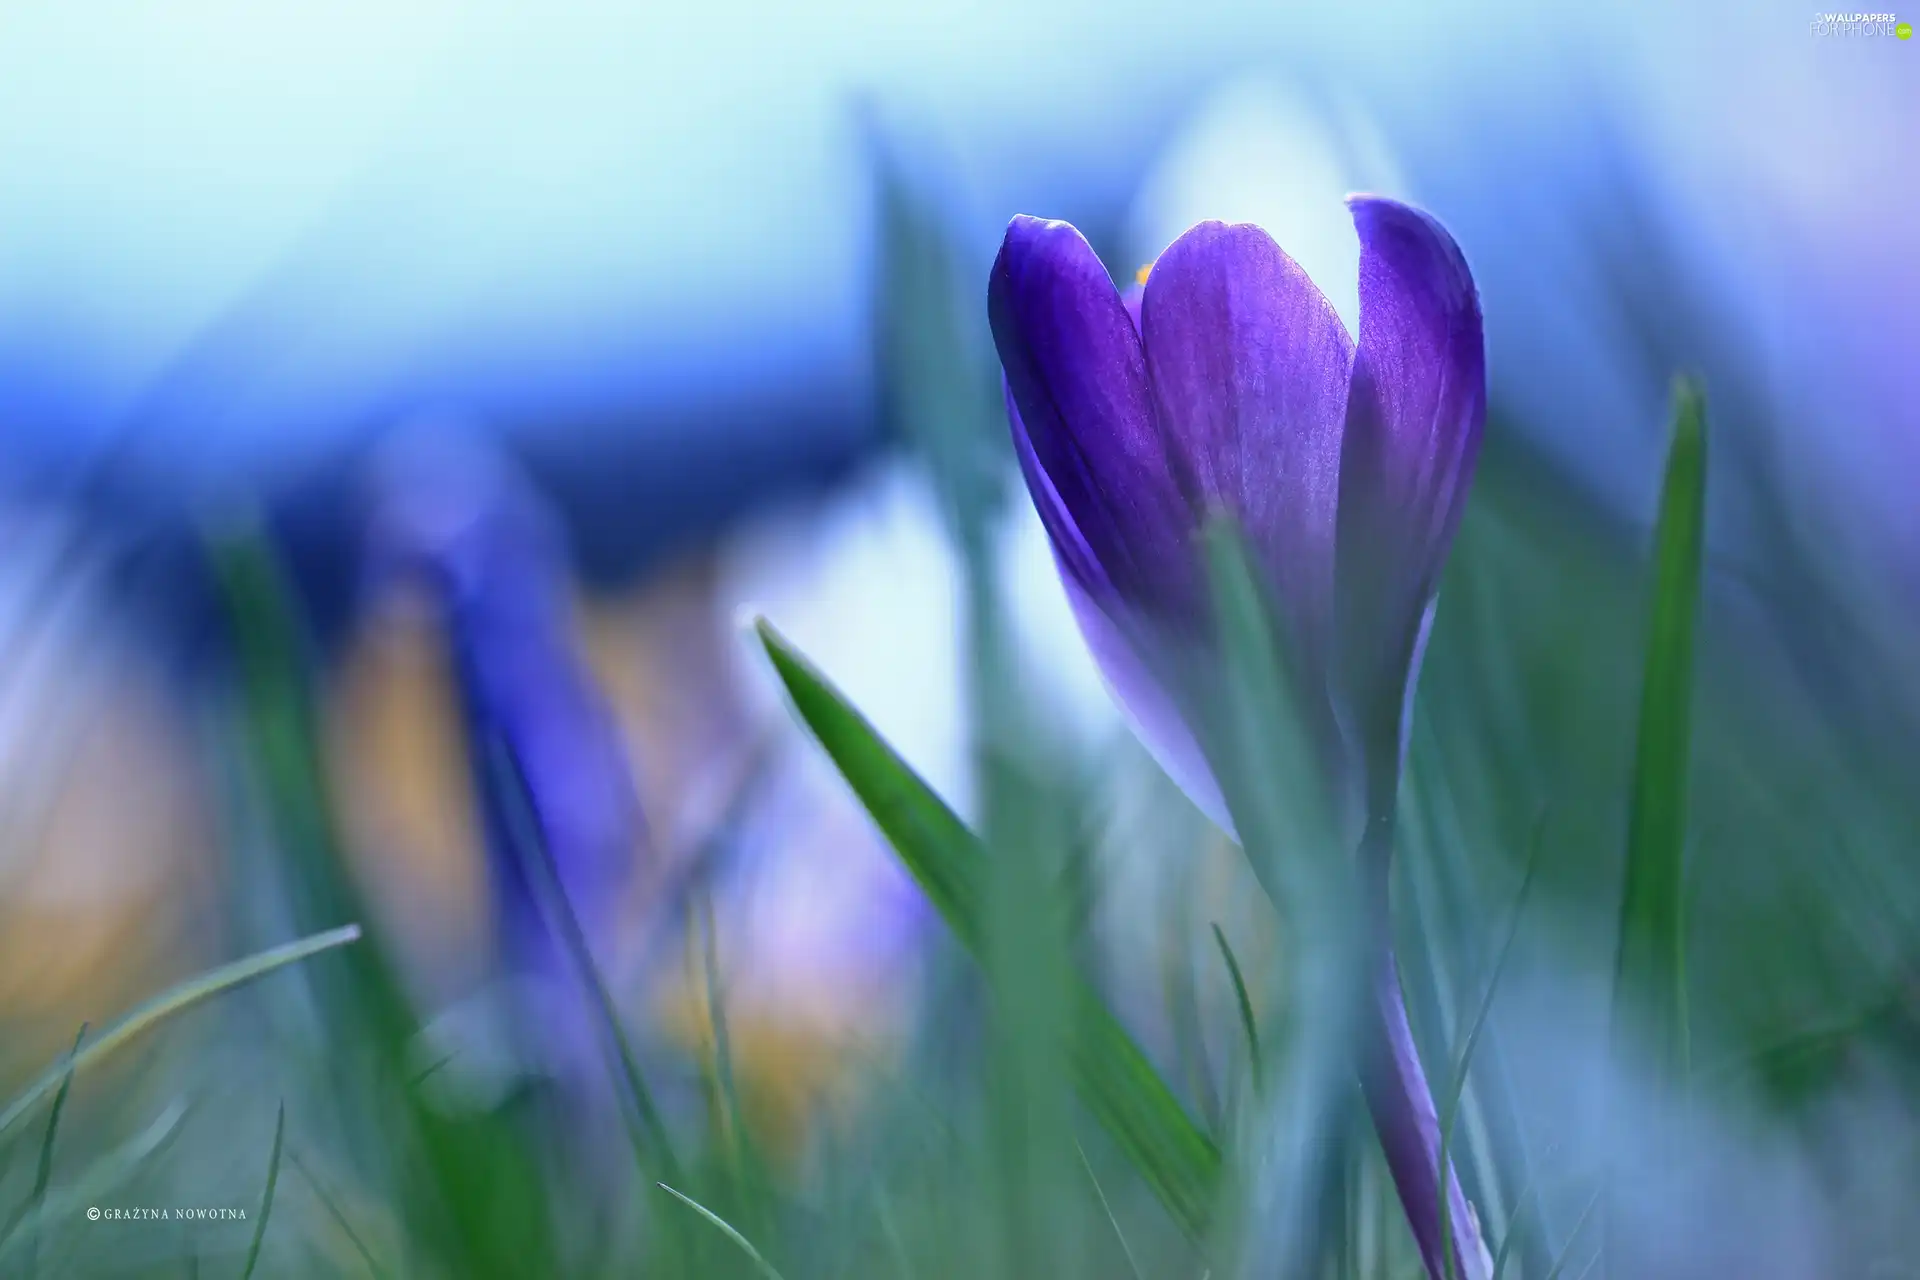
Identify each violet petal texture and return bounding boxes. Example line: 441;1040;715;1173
1007;384;1230;826
990;215;1197;624
1139;219;1353;675
1335;196;1486;786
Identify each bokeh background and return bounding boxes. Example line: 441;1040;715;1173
1;1;1915;1275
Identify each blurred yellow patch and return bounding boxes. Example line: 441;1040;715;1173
1135;262;1154;286
327;546;758;993
650;940;904;1165
327;590;491;994
0;659;210;1077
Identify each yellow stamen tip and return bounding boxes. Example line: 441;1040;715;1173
1135;263;1153;287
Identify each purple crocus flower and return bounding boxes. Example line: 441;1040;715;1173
989;200;1487;1279
368;435;642;1002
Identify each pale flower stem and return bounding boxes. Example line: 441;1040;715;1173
1359;817;1490;1280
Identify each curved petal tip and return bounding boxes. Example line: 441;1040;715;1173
1346;197;1478;316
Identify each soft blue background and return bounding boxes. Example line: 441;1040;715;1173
1;1;1912;575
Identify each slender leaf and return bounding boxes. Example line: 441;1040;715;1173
1542;1188;1602;1280
866;121;1004;548
1606;381;1706;1273
1076;1138;1146;1280
1440;813;1544;1280
657;1183;788;1280
288;1151;390;1280
12;1024;85;1278
486;738;681;1182
1399;719;1545;1272
1211;924;1263;1096
755;618;1221;1240
207;526;364;941
1167;897;1221;1137
210;522;563;1280
1200;517;1364;1276
0;1102;190;1262
238;1102;286;1280
696;890;776;1252
1611;378;1707;1086
0;926;360;1140
1488;1159;1539;1280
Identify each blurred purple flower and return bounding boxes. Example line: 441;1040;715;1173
988;200;1488;1278
368;436;642;990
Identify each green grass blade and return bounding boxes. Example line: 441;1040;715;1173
697;891;776;1250
1167;900;1221;1136
1200;517;1363;1275
1542;1187;1601;1280
238;1102;286;1280
208;525;439;1065
0;1100;190;1262
1211;924;1263;1096
0;926;361;1140
212;524;564;1280
1611;378;1707;1087
31;1027;85;1201
1075;1137;1146;1280
287;1151;390;1280
486;738;681;1182
867;127;1005;549
205;524;364;939
1440;812;1544;1280
13;1024;85;1278
1606;381;1706;1274
757;619;980;941
657;1183;789;1280
1488;1159;1540;1280
1196;518;1343;899
1067;989;1223;1241
1398;725;1545;1272
756;618;1222;1241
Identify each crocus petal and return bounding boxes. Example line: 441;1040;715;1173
1008;381;1232;830
1138;220;1354;670
989;216;1197;622
1335;197;1485;775
1064;571;1234;834
1006;381;1110;601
